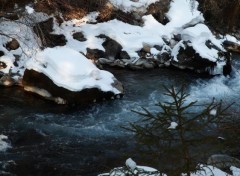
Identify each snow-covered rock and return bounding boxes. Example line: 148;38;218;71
22;47;124;104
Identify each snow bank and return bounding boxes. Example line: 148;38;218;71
0;0;232;82
53;0;221;67
26;47;120;93
0;135;11;152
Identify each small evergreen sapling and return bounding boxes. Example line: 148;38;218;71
127;86;231;176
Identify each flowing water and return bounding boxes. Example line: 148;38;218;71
0;55;240;175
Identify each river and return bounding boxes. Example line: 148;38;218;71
0;55;240;175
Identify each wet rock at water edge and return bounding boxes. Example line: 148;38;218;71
157;52;171;67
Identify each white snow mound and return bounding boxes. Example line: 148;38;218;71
26;47;120;93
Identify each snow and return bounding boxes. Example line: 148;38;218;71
231;166;240;176
26;47;120;93
0;135;11;152
109;0;159;12
166;0;204;31
210;109;217;116
126;158;137;170
168;122;178;129
25;6;34;14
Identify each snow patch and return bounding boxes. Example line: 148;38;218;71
0;135;11;152
25;6;34;14
168;122;178;129
210;109;217;116
109;0;159;13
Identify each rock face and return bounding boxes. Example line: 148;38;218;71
22;69;123;105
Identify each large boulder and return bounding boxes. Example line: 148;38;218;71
22;47;124;105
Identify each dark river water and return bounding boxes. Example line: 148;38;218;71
0;55;240;176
